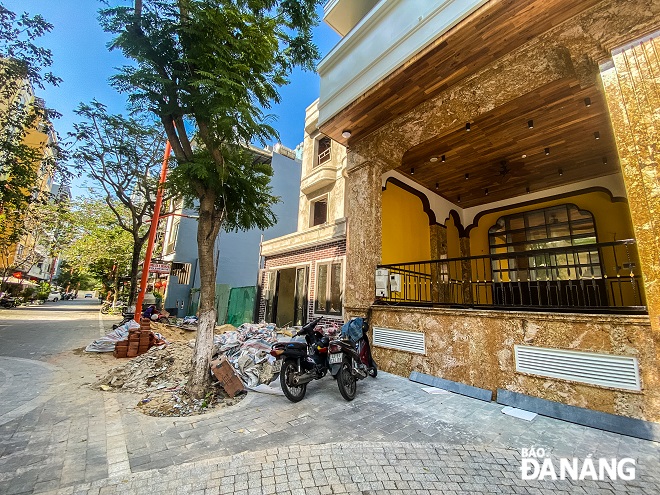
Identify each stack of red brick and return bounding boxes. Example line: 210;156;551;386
113;318;159;358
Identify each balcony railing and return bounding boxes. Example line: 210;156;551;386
316;147;331;166
376;240;646;314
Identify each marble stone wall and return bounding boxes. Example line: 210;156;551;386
602;35;660;335
370;307;658;422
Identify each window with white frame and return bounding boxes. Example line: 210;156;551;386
165;218;180;255
315;260;342;315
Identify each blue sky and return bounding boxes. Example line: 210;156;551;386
5;1;339;163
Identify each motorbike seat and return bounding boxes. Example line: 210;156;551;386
285;341;307;352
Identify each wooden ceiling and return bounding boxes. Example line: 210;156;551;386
319;0;602;146
396;78;619;208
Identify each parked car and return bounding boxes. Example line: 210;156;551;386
47;292;60;302
84;293;93;298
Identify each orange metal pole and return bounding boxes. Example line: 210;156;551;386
134;140;172;322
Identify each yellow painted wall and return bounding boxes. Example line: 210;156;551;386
469;190;634;256
0;97;49;271
381;182;431;264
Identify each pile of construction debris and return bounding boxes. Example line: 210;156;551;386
206;322;280;388
95;342;193;393
136;386;244;417
92;320;340;417
94;341;245;417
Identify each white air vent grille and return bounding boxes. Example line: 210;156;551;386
514;345;640;391
373;327;425;354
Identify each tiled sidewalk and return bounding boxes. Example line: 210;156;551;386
32;442;660;495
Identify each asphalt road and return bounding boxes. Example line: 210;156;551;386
0;298;103;358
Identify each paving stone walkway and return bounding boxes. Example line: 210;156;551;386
26;442;660;495
1;302;659;494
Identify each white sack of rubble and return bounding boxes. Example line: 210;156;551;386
84;320;140;352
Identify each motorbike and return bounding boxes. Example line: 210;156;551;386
0;296;17;309
327;317;378;401
100;300;128;315
112;312;135;330
111;309;171;330
270;316;332;402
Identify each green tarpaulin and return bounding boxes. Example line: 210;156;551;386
227;286;256;326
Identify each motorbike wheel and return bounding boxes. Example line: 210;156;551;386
337;359;357;401
368;362;378;378
100;305;110;315
280;359;306;403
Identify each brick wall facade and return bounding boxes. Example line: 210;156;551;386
258;239;346;326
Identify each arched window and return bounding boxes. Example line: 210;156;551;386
488;204;600;282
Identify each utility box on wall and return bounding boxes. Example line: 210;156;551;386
375;268;389;298
389;273;401;292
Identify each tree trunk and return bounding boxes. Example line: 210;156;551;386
0;266;11;293
186;191;222;399
113;266;120;305
128;236;146;306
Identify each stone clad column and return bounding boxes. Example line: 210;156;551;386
601;34;660;331
430;224;448;303
459;237;473;305
344;161;383;316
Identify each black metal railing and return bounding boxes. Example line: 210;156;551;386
377;239;646;314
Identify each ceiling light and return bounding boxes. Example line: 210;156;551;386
485;188;489;196
528;120;534;129
429;156;438;162
457;195;461;203
341;130;351;139
603;157;608;165
558;168;563;176
441;155;445;163
410;167;414;175
545;147;550;155
584;97;591;107
465;173;469;180
435;182;439;190
594;131;600;140
526;186;530;193
521;154;527;159
466;122;471;131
